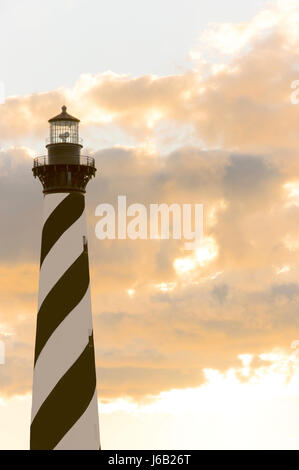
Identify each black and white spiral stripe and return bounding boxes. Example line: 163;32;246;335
30;192;100;450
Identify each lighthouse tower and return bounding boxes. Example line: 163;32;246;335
31;106;100;450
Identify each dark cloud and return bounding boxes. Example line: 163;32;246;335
1;10;299;400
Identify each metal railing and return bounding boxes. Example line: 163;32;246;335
33;155;95;167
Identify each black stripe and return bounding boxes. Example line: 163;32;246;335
30;340;97;450
40;193;85;266
34;251;89;364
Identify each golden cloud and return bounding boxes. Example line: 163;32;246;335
1;1;299;400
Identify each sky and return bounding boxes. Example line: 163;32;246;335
1;0;267;95
1;0;299;450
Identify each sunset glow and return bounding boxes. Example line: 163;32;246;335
1;0;299;450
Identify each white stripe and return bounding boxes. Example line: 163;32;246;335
31;288;93;422
54;391;100;450
42;193;69;225
38;211;86;308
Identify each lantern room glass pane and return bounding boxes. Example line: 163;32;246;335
50;121;79;144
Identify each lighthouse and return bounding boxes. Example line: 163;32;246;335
30;106;100;450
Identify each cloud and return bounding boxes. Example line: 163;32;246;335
191;0;299;58
1;0;299;401
0;147;41;263
0;2;298;158
1;141;299;399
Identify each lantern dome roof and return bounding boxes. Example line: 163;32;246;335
48;106;80;123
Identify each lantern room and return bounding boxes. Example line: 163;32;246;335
33;106;96;194
48;105;80;144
